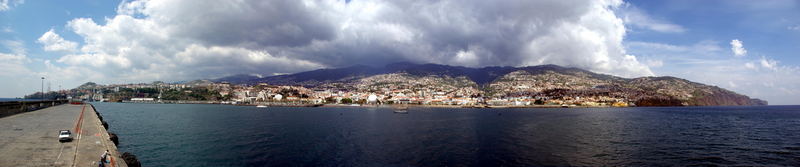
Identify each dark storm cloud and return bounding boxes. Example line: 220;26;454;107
132;0;337;47
58;0;652;82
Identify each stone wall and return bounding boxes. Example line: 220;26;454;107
0;100;68;118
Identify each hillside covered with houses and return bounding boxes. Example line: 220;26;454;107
34;63;767;107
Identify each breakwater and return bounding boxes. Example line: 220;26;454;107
0;103;131;166
90;104;141;167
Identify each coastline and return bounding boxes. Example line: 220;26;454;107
112;99;770;108
91;103;141;167
114;100;626;108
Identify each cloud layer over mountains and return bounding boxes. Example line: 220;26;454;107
45;0;653;82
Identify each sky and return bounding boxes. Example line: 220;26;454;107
0;0;798;105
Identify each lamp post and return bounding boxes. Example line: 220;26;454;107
41;77;45;100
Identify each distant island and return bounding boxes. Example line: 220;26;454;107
29;63;767;107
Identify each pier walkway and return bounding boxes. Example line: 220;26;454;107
0;103;126;167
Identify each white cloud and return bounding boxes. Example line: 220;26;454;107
627;41;687;52
789;25;800;31
1;39;25;55
655;57;800;105
57;53;131;68
627;40;722;56
730;39;747;57
626;38;800;105
759;56;778;71
37;29;78;52
693;40;723;53
619;4;686;33
0;0;23;11
453;48;480;67
0;52;38;98
624;40;724;67
744;62;756;69
728;81;737;88
644;59;663;67
0;45;37;98
0;53;29;76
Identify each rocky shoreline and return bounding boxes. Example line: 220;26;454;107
91;104;142;167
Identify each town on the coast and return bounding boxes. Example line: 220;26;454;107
35;79;629;108
27;63;767;107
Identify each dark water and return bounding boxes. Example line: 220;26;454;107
0;98;44;102
92;103;800;166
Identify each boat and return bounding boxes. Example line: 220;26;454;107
393;105;409;114
256;105;268;108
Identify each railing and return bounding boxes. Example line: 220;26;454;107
0;99;70;118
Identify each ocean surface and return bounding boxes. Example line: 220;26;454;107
92;103;800;166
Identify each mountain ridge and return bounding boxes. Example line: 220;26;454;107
215;63;593;85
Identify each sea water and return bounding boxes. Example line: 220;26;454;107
93;103;800;166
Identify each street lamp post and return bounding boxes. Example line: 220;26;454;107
41;77;45;100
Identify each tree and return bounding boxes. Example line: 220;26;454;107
324;97;336;104
534;99;545;105
341;98;353;104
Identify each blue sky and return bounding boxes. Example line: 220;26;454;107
1;0;799;104
621;0;800;105
625;0;800;65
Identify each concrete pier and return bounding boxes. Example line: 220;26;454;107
0;103;127;167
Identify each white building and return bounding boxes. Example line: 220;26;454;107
131;98;155;101
367;94;379;104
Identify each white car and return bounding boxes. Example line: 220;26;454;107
58;130;72;142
